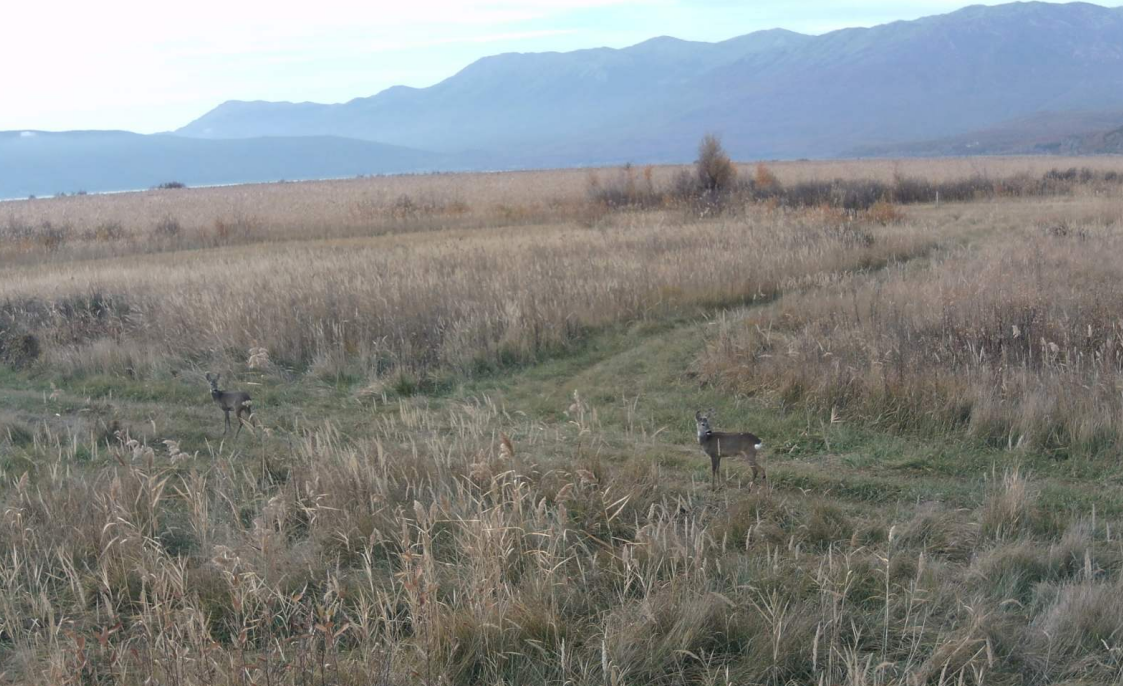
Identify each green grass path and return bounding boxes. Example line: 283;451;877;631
3;265;1123;520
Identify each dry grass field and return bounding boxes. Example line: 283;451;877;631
3;156;1116;255
3;155;1123;685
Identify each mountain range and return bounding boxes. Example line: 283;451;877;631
4;2;1123;198
176;2;1123;163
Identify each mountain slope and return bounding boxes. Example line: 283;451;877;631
176;2;1123;162
0;131;457;199
844;110;1123;157
1065;125;1123;154
692;2;1123;158
178;28;814;161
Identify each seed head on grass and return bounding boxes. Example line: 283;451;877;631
981;468;1037;541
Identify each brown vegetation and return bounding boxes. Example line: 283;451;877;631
4;153;955;382
3;152;1123;684
2;400;1122;685
700;194;1123;457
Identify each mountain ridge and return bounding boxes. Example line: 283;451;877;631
175;2;1123;163
7;2;1123;199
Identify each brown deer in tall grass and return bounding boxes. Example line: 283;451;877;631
206;372;253;438
695;410;765;489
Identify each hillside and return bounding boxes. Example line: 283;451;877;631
177;2;1123;163
845;110;1123;157
1059;124;1123;154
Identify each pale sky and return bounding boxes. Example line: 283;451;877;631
5;1;1119;133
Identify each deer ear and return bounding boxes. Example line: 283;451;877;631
695;410;702;420
205;372;213;381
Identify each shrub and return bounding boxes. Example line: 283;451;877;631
389;193;420;219
154;181;187;190
753;163;779;189
891;175;933;204
865;199;905;225
695;134;737;194
780;180;890;211
212;216;259;242
669;168;697;200
35;220;70;251
783;181;835;208
385;192;465;220
0;329;41;368
90;221;125;242
1;217;34;243
1044;168;1079;182
153;215;182;239
587;164;661;209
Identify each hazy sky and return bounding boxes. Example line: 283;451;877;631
6;0;1120;133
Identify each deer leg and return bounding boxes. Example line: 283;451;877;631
711;454;721;490
735;451;750;489
234;409;245;439
223;410;231;436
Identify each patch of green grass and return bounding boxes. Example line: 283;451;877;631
4;265;1123;684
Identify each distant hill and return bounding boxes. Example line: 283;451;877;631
1063;125;1123;154
845;110;1123;157
0;131;459;199
7;2;1123;197
177;2;1123;163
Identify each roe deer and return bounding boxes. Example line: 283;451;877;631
695;410;765;489
206;372;253;438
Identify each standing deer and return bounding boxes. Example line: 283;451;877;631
206;372;253;438
695;410;765;489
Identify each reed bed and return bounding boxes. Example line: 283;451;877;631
699;198;1123;457
9;158;1122;381
0;209;932;382
3;157;1119;265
